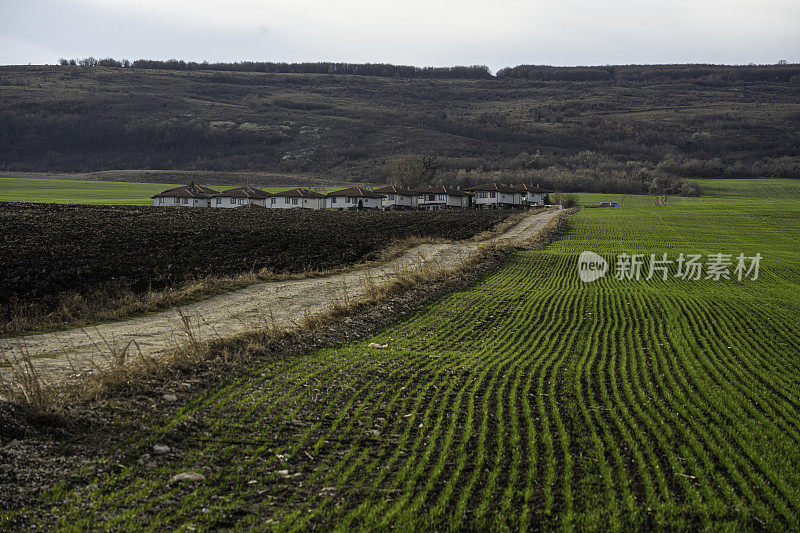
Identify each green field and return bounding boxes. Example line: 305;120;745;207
0;177;340;205
0;177;183;205
14;179;800;530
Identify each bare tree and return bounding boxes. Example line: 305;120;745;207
385;154;439;188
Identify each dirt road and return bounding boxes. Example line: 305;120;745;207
0;209;560;385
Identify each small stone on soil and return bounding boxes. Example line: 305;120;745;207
153;444;171;455
162;393;178;402
170;472;206;483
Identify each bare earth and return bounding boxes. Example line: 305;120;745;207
1;210;559;386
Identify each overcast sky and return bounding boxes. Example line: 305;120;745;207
1;0;798;71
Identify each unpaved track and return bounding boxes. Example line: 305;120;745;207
1;210;559;384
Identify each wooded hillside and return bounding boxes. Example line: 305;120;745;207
1;63;798;193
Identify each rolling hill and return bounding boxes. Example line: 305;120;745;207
1;64;798;191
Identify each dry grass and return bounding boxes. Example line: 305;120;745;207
2;275;262;337
0;343;54;407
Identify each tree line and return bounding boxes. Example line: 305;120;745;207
58;58;493;79
58;58;800;84
496;64;800;84
383;154;701;197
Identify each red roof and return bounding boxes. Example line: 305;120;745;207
326;187;385;199
212;186;271;199
271;188;326;198
151;184;219;199
373;185;416;196
512;183;549;193
465;182;519;194
411;185;472;197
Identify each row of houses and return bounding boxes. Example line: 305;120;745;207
152;183;549;210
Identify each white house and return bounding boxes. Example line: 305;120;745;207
373;185;417;210
211;186;271;208
326;187;385;210
512;184;549;207
412;185;472;210
465;183;522;208
268;188;326;209
152;184;219;207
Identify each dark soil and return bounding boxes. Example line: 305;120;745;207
0;204;511;329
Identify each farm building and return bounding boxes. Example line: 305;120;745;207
326;187;385;210
268;188;326;209
373;185;417;210
465;183;522;208
211;186;271;208
151;184;219;207
513;183;549;207
412;185;472;210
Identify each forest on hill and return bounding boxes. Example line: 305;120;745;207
1;62;798;194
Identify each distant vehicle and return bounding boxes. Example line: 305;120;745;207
610;202;619;207
600;202;610;207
